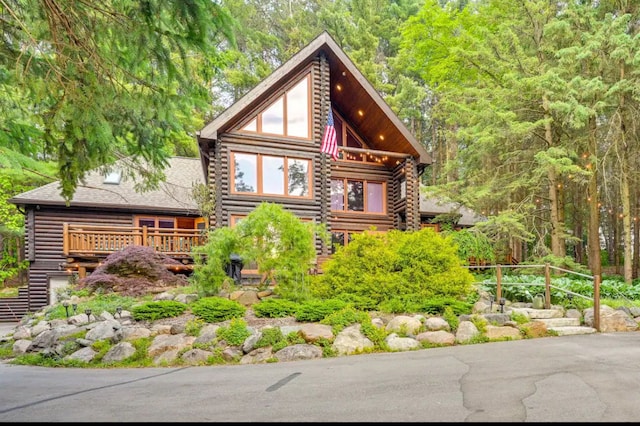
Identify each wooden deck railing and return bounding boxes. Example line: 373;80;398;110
63;224;206;257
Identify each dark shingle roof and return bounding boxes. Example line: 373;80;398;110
9;157;204;214
420;195;485;227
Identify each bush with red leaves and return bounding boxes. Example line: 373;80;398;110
76;246;188;297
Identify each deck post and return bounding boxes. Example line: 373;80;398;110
544;263;551;309
63;223;69;255
142;226;148;247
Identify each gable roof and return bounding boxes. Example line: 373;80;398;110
198;31;431;165
420;195;486;227
9;157;204;214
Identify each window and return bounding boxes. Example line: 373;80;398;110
231;152;311;198
240;74;310;139
103;169;122;185
331;179;386;214
137;217;175;228
399;179;406;200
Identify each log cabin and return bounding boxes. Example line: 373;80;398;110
4;31;485;321
196;31;433;258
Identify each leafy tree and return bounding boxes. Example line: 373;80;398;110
0;0;235;200
191;202;329;300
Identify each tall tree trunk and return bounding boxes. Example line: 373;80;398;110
543;95;565;257
618;63;633;283
587;116;601;277
633;197;639;279
446;124;458;184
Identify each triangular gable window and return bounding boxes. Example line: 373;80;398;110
242;118;257;132
239;74;310;139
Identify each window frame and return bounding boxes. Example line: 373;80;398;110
330;178;387;215
231;151;313;199
239;73;312;140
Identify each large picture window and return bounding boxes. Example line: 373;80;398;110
331;179;386;214
232;152;311;198
240;74;310;139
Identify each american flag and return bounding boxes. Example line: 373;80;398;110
320;107;339;161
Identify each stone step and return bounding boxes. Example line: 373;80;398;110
511;308;564;319
534;317;581;327
548;326;597;336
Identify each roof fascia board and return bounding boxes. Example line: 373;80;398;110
321;35;432;164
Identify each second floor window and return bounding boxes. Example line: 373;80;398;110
241;74;310;139
232;152;311;198
331;179;386;214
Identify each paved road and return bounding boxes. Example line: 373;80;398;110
2;331;640;422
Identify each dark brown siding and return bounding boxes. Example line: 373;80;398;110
215;62;326;237
27;208;133;312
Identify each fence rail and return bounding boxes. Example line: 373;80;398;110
465;263;601;332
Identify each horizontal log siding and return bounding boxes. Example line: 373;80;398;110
215;61;327;254
393;162;407;230
0;287;30;322
25;208;133;312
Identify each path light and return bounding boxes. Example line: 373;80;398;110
567;293;574;307
85;308;92;322
489;294;495;312
72;303;78;315
62;300;70;318
499;297;506;313
116;306;122;318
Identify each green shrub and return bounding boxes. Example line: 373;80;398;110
442;306;459;331
190;297;246;323
216;318;251;346
419;297;473;316
252;298;300;318
295;299;349;322
254;327;285;348
469;314;488;334
320;306;370;332
131;300;187;321
185;317;207;336
312;228;474;305
510;311;529;325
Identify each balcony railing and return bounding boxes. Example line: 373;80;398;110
62;224;207;258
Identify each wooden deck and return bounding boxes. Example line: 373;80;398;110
63;224;206;258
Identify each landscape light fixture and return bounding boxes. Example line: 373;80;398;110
499;297;506;313
85;308;92;322
62;300;70;318
72;303;78;315
116;306;123;318
489;294;495;312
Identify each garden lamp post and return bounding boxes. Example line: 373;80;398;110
62;300;70;318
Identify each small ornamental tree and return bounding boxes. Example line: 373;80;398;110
76;245;188;297
190;202;329;300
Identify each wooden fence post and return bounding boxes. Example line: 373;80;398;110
496;264;502;301
594;274;600;332
544;263;551;309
